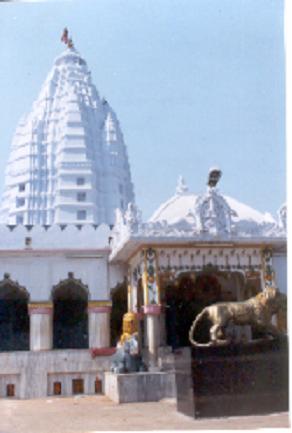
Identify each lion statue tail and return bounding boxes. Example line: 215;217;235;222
189;308;211;347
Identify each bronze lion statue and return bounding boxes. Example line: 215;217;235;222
189;287;287;347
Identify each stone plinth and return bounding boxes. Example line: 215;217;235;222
104;371;176;403
0;349;112;399
175;338;289;419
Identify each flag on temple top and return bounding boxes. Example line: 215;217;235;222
61;28;68;44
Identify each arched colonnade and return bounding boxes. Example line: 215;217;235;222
0;272;112;352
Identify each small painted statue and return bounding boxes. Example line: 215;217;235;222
110;312;147;373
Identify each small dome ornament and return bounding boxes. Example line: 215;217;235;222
176;175;189;195
124;203;142;232
194;168;237;236
207;167;222;188
278;203;287;231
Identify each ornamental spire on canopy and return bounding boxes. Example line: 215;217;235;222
176;175;188;195
207;167;222;188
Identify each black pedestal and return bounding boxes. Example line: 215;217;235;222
175;338;289;419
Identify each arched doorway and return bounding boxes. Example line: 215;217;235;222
0;273;29;351
110;281;127;346
163;272;222;348
52;273;88;349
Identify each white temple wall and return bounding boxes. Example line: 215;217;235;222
0;224;114;301
273;253;287;294
108;263;128;288
0;254;109;301
0;224;111;249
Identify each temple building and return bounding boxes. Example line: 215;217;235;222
0;36;287;399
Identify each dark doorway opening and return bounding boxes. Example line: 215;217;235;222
72;378;84;394
0;275;29;351
6;384;15;397
95;378;102;394
53;277;88;349
164;273;222;348
110;282;127;346
53;382;62;395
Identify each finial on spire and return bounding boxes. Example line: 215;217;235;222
61;28;68;44
207;167;222;188
61;27;74;49
67;38;74;49
176;175;188;195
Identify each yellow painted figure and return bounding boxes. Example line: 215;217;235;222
119;312;138;345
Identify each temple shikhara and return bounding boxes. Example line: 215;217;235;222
0;32;287;400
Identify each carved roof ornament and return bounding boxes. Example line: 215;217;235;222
176;175;189;195
124;202;142;233
278;203;287;231
207;167;222;188
194;168;237;236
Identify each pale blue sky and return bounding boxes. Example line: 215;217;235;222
0;0;285;219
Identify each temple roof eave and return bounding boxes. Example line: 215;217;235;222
109;234;287;264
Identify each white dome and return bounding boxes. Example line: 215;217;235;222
150;192;198;225
149;189;276;235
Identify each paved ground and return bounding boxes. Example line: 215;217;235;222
0;396;289;432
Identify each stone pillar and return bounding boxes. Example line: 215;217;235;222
28;302;53;351
141;248;162;368
88;301;112;348
144;305;162;370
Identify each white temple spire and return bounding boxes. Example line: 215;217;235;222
0;38;135;226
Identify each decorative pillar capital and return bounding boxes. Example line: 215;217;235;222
143;304;162;316
143;247;161;306
28;302;53;315
262;247;275;287
88;300;112;313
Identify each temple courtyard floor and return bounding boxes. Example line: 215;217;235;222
0;395;289;432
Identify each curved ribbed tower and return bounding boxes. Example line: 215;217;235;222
0;40;134;225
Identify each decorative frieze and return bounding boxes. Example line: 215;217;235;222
87;300;112;313
28;302;53;315
143;305;162;316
